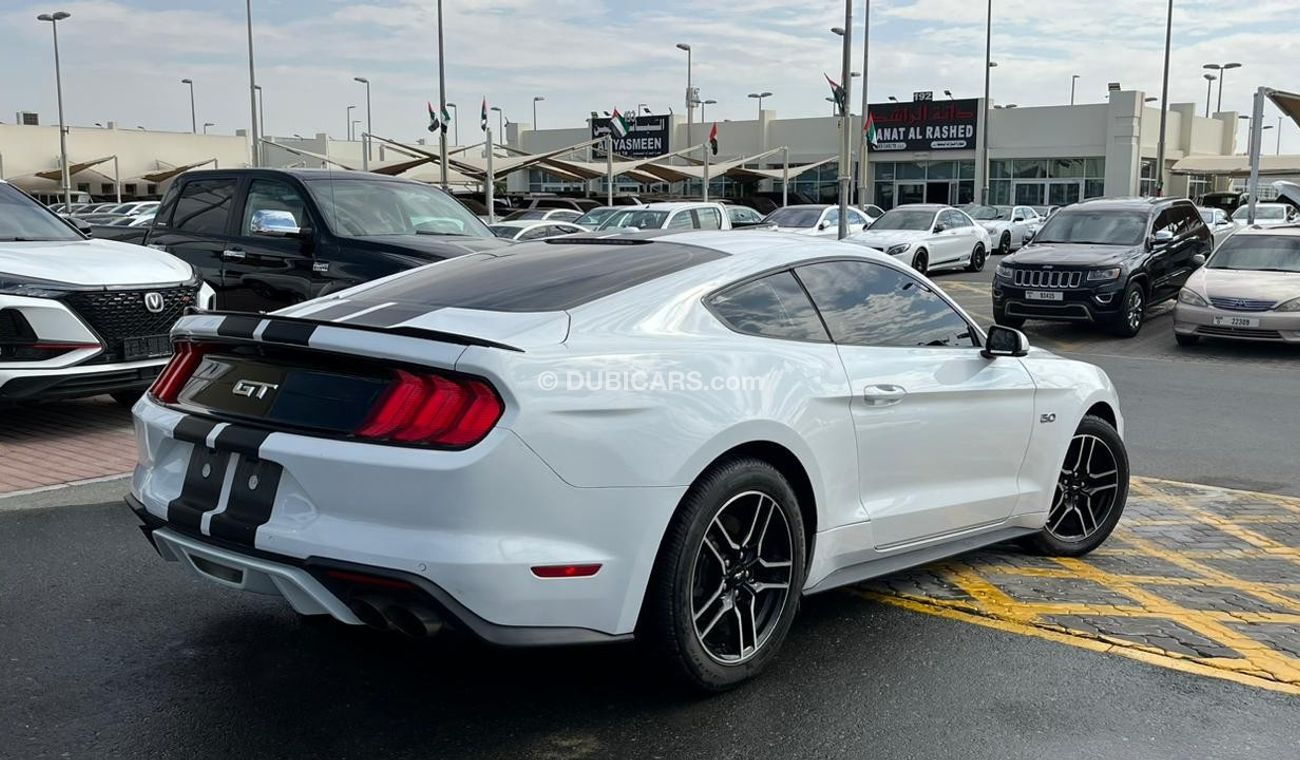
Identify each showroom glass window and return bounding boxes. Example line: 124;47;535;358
707;270;830;342
171;179;236;235
794;260;976;348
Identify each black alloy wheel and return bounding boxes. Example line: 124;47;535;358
1022;415;1129;556
912;249;929;276
966;244;987;272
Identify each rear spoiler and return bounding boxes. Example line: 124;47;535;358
176;308;524;354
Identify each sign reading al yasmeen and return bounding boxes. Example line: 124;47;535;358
866;98;979;152
591;114;670;158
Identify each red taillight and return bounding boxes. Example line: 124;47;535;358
148;342;207;403
357;369;503;448
531;564;602;579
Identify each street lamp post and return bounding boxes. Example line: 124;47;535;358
701;99;717;124
245;0;259;166
833;1;853;239
532;96;545;131
858;0;871;209
491;106;504;139
980;0;992;204
37;10;72;210
254;84;264;137
354;76;371;170
351;120;361;145
437;0;448;188
1070;74;1079;105
1202;62;1241;114
676;43;693;148
346;105;355;141
1154;0;1172;196
747;91;772;120
1202;74;1216;118
181;78;196;133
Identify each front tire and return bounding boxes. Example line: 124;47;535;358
911;249;929;276
1107;281;1146;338
643;458;806;692
999;232;1012;255
1021;415;1129;557
965;244;987;272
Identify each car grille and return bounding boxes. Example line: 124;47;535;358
1011;269;1083;289
1195;325;1284;340
1208;296;1277;312
62;285;198;363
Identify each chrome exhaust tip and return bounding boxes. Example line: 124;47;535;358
384;604;443;638
348;596;391;630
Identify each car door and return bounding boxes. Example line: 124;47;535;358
794;259;1036;549
932;209;968;264
219;177;326;313
147;176;239;301
1148;205;1201;300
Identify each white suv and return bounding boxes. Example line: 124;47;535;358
0;181;213;405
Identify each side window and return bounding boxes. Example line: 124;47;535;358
1175;204;1203;234
795;260;977;348
172;179;236;235
938;210;963;229
241;179;308;235
1152;209;1176;236
667;211;694;229
824;208;840;226
707;270;830;342
697;207;722;230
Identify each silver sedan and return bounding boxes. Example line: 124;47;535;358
1174;226;1300;345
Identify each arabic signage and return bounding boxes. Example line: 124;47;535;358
867;98;979;152
591;114;670;158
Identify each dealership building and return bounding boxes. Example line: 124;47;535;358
509;89;1249;208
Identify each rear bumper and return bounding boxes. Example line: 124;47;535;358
1173;303;1300;343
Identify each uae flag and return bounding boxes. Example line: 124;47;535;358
426;102;440;133
825;73;846;115
708;122;719;155
480;98;488;132
609;108;631;138
864;111;878;147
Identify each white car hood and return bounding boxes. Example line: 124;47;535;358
849;229;931;247
0;238;193;286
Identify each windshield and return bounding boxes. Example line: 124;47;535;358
307;178;493;238
765;207;824;228
574;208;618;226
596;209;669;230
0;184;83;242
1033;209;1147;246
503;209;548;222
487;224;520;238
870;209;936;231
1234;205;1285;221
966;205;1010;220
1208;235;1300;273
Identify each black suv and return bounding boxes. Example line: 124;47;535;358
992;197;1211;337
144;169;507;313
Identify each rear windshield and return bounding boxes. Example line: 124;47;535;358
765;207;824;228
344;241;728;312
597;209;669;230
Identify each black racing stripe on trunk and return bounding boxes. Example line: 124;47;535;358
293;301;367;322
259;319;318;346
337;303;434;328
166;446;232;532
213;425;273;458
216;315;263;339
172;416;219;446
208;456;283;546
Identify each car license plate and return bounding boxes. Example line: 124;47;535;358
123;335;173;361
1213;316;1260;328
1025;291;1063;301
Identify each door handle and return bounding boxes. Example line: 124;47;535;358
222;248;246;260
863;384;907;407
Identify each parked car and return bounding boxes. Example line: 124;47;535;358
726;205;773;229
1231;202;1298;228
993;197;1212;337
1198;206;1237;249
595;202;732;232
847;204;990;275
488;220;587;241
1199;191;1246;216
963;204;1042;255
0;180;214;406
127;230;1128;691
574;205;641;228
88;212;156;244
518;196;601;213
500;208;583;223
764;204;870;237
861;204;885;222
1174;206;1300;345
1032;205;1062;219
142;168;507;314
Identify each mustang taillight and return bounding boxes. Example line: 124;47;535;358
357;369;503;448
148;342;208;403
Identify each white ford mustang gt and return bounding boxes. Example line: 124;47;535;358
128;230;1128;690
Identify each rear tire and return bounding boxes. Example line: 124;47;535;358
1021;415;1129;557
999;232;1012;255
1175;333;1200;347
643;458;806;692
911;249;929;276
965;244;987;272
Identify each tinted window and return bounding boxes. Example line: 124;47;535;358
343;241;728;312
765;207;824;228
598;209;668;230
307;177;491;238
241;179;309;235
1034;208;1147;246
796;260;976;348
697;207;722;230
172;179;236;235
708;271;829;342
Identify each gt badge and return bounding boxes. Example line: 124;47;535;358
232;380;279;400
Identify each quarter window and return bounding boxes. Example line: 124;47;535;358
795;260;977;348
173;179;236;235
708;271;830;342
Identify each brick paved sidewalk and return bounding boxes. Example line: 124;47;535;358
0;397;136;495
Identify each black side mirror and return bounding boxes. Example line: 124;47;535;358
73;218;94;236
982;325;1030;358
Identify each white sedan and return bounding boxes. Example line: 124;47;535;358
847;204;991;275
128;230;1127;691
963;204;1041;254
764;204;871;237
